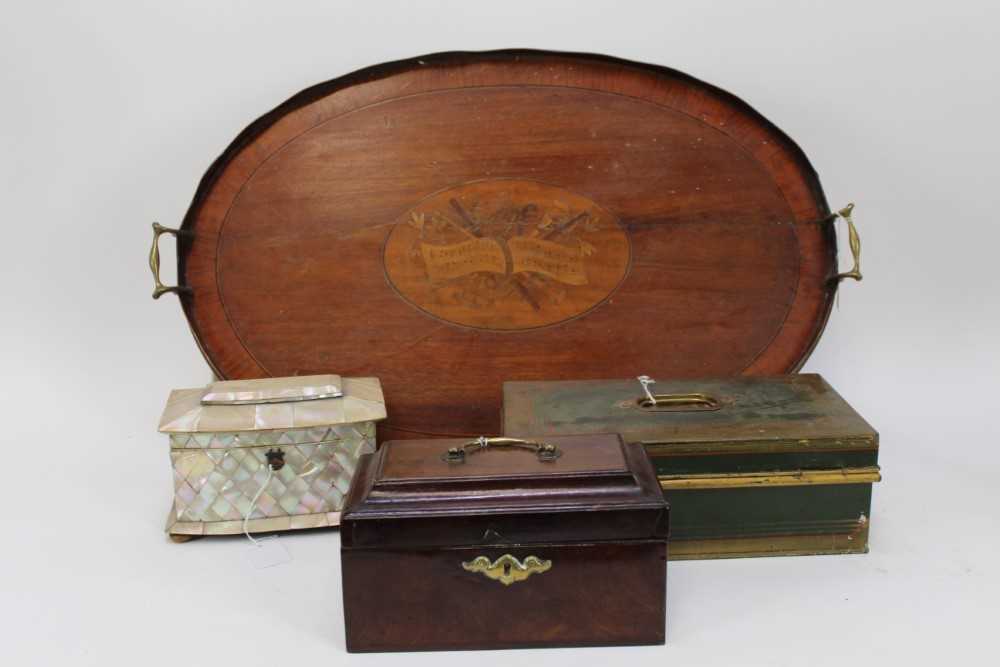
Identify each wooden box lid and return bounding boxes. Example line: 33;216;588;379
340;434;667;549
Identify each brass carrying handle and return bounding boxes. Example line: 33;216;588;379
635;376;721;412
442;436;561;463
830;203;862;283
149;222;191;299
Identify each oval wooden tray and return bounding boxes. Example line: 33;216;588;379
156;50;848;439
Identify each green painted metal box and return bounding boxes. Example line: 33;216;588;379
502;374;880;560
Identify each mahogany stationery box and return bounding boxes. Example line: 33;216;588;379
340;434;668;651
158;375;385;540
503;374;879;560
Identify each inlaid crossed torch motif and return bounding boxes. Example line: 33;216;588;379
406;197;600;311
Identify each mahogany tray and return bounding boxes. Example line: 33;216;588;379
150;50;859;440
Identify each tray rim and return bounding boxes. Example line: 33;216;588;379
170;48;838;384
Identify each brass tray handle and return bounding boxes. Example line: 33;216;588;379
635;376;722;412
149;222;191;299
830;203;862;283
442;436;561;463
461;554;552;586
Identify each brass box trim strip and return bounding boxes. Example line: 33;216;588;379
658;466;881;490
668;525;870;560
644;436;877;456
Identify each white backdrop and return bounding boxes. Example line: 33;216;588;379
2;1;998;665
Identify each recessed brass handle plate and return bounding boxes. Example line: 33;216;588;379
633;392;721;412
149;222;192;299
631;376;722;412
461;554;552;586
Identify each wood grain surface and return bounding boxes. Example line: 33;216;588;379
340;434;667;650
341;542;667;651
340;435;668;548
171;50;838;440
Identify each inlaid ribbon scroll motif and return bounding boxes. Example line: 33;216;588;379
383;179;631;331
